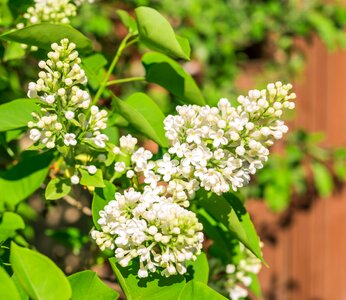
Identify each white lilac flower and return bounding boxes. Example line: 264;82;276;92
162;82;295;196
16;0;93;30
27;39;109;151
70;175;80;185
87;165;97;175
120;135;138;154
224;243;262;300
28;113;61;148
65;110;75;120
91;186;204;278
29;128;41;142
74;0;94;6
93;133;109;148
114;162;126;173
64;133;77;146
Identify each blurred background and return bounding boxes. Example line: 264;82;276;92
2;0;346;299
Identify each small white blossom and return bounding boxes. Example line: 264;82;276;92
120;134;138;154
29;128;41;142
70;175;80;185
63;133;77;146
87;165;97;175
224;243;262;300
114;162;126;173
65;110;75;120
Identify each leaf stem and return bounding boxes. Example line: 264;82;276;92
106;76;145;87
91;33;136;106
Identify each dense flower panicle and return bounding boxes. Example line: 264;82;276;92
163;82;296;196
17;0;77;29
225;244;262;300
27;39;109;150
109;83;295;208
91;186;204;278
16;0;93;30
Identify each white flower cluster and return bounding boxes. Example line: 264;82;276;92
225;244;262;300
108;83;295;207
163;82;296;196
27;38;109;150
92;82;294;278
91;187;203;278
16;0;93;30
17;0;77;30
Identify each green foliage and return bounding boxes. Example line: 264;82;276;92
0;2;345;300
92;181;116;230
0;267;21;300
0;152;53;209
117;9;138;33
135;6;190;60
131;0;346;100
10;243;72;300
0;24;92;52
311;162;334;198
0;212;25;243
109;252;209;300
82;54;108;90
199;192;263;262
178;280;227;300
79;169;105;188
68;270;119;300
142;52;205;105
45;177;71;200
113;92;168;147
0;99;39;132
243;130;342;212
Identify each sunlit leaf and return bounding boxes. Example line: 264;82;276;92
10;243;72;300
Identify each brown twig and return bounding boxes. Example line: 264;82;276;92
62;194;92;216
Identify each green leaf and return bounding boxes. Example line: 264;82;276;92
92;181;116;230
110;258;185;300
117;9;137;33
142;52;205;105
3;42;26;61
10;243;72;300
109;253;208;300
45;178;71;200
0;99;39;132
0;267;21;300
12;273;29;300
248;273;263;299
135;7;190;60
0;212;25;242
68;270;119;300
0;151;53;209
175;35;191;59
0;64;9;90
0;24;92;52
178;280;227;300
199;192;264;263
79;168;105;188
113;93;168;147
197;209;235;262
264;185;290;212
186;252;209;284
82;53;107;90
311;162;334;197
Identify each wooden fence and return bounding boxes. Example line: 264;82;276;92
246;36;346;299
